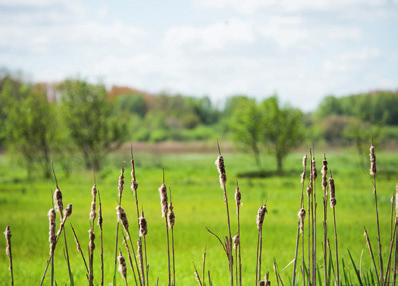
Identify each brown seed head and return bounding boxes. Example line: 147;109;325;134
256;204;268;231
118;168;125;200
302;154;307;168
139;212;148;236
64;203;72;218
97;201;103;227
215;155;227;189
235;186;242;212
321;156;328;192
131;158;139;193
306;180;313;196
89;228;95;252
48;208;57;255
159;183;168;218
118;250;127;280
298;208;306;233
4;224;11;256
329;175;336;208
233;234;240;249
54;187;63;215
116;205;129;234
370;144;376;176
168;202;175;229
310;156;317;181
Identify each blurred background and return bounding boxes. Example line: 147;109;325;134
1;0;398;176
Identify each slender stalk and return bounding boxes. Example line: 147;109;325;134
223;184;233;286
293;220;301;286
122;234;139;286
364;227;380;285
97;190;104;286
70;223;89;273
256;230;261;285
4;224;14;286
165;216;171;285
383;224;396;285
144;236;149;286
202;247;207;286
333;207;339;286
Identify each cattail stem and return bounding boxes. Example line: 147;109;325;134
122;234;139;286
202;247;207;286
4;224;13;286
97;190;104;286
373;178;384;284
70;223;89;273
383;224;397;285
223;184;234;286
322;155;328;286
333;208;339;286
364;227;380;285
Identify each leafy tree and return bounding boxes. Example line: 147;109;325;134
115;92;148;118
59;79;127;170
261;95;304;172
230;97;263;166
1;80;58;178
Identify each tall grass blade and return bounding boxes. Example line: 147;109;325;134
347;249;363;285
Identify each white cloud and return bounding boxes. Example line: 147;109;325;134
163;18;255;52
323;48;380;73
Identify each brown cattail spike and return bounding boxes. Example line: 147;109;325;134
159;183;168;218
301;154;307;183
4;224;12;267
90;184;97;220
131;148;139;193
118;250;127;280
48;208;57;255
233;234;240;249
118;168;125;202
168;202;175;229
139;211;148;236
64;203;72;219
256;204;268;231
89;229;95;253
54;187;63;216
370;143;377;176
311;156;317;181
298;208;306;233
235;185;242;213
329;174;336;208
215;155;227;189
97;191;103;227
116;206;129;235
395;184;398;224
321;155;328;193
306;180;313;196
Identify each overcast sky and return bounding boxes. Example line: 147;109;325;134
1;0;398;111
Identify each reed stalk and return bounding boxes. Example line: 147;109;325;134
70;223;89;274
114;167;125;285
370;143;384;284
123;234;139;286
4;224;13;286
321;154;328;286
168;200;176;285
235;182;242;286
256;203;268;285
97;190;104;286
329;173;339;286
202;247;207;286
215;142;233;286
364;227;380;285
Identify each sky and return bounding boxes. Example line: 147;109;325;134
1;0;398;111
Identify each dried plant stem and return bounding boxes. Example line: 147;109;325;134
223;184;234;286
137;238;146;286
70;223;89;273
4;224;13;286
332;208;340;286
165;216;171;285
122;234;139;286
125;229;143;286
327;239;336;283
202;247;207;286
144;236;149;286
383;224;396;285
373;178;384;284
293;219;301;286
193;262;203;286
322;155;328;286
364;227;380;285
307;193;311;286
114;168;125;285
97;190;104;286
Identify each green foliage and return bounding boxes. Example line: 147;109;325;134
59;79;127;170
261;95;305;172
1;79;59;178
115;92;148;118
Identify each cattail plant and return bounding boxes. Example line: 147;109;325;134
168;201;176;285
256;203;268;285
158;171;171;286
122;234;139;286
321;154;328;286
364;227;380;285
70;223;88;274
329;172;339;286
310;153;317;286
88;228;95;286
4;224;13;286
114;167;125;285
118;250;128;285
370;142;384;284
215;142;233;286
97;190;104;286
138;209;148;286
235;182;242;286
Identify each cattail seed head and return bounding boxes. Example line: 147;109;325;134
310;156;317;181
370;143;376;176
364;229;371;250
4;224;11;256
131;159;138;193
306;180;313;196
97;200;103;227
298;208;306;233
64;203;72;218
235;186;242;212
89;228;95;252
116;205;129;235
256;204;268;231
321;156;328;193
139;211;148;236
48;208;57;255
233;234;240;249
90;202;96;220
215;155;227;189
159;183;168;218
118;168;124;201
329;175;336;208
168;202;175;229
54;187;63;216
118;250;127;280
302;154;307;168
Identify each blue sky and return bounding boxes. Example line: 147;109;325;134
1;0;398;111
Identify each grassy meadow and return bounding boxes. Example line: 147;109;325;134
0;144;397;285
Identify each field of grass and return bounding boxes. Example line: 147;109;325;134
0;144;397;285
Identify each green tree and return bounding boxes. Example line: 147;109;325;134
230;97;263;166
1;80;58;178
262;95;304;172
59;79;127;170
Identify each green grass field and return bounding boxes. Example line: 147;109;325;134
0;146;397;285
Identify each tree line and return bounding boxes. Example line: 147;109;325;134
1;69;397;177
